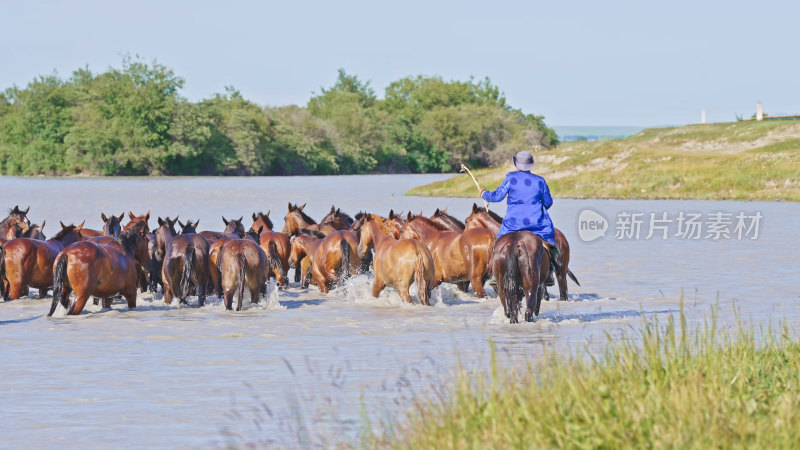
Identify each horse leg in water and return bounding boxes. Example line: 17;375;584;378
102;297;112;308
68;292;92;315
456;281;470;293
371;272;386;299
38;287;48;299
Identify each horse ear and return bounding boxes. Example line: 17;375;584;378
145;210;151;221
40;220;45;230
194;220;200;228
177;220;185;228
118;213;125;222
222;216;229;226
12;205;20;213
288;202;294;211
158;217;165;226
299;203;306;211
76;221;85;231
443;208;448;214
170;216;179;227
129;211;136;220
265;210;270;217
237;216;243;223
406;212;412;221
388;209;395;219
23;206;30;214
330;205;336;213
252;213;258;222
101;213;108;222
60;221;66;229
434;208;440;215
473;203;478;212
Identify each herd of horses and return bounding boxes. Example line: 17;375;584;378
0;203;580;323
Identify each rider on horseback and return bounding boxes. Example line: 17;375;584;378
479;150;560;285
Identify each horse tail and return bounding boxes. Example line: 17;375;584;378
236;252;246;310
49;254;69;316
414;246;429;305
180;244;196;299
504;245;523;321
567;268;581;286
339;238;351;280
267;241;284;282
0;244;6;301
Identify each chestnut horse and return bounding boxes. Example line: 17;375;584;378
48;225;146;316
491;231;550;323
1;222;84;300
400;213;495;298
0;206;31;238
464;204;580;301
289;229;359;293
162;220;210;306
353;214;435;305
248;212;289;287
282;203;337;237
288;231;320;289
208;217;258;296
218;237;267;311
321;205;355;230
122;211;151;233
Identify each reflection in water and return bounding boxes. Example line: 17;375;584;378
0;175;799;447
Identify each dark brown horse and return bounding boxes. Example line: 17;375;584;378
491;231;550;323
282;203;337;237
148;216;179;292
80;212;125;238
400;213;495;298
353;214;435;305
321;205;355;230
0;206;31;238
24;222;47;240
162;220;211;306
48;225;146;316
1;222;84;300
218;237;267;311
464;204;580;301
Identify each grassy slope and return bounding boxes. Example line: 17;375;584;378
368;310;800;448
407;120;800;201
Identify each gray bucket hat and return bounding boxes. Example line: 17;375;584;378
513;151;534;171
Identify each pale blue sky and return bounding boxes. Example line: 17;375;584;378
2;0;798;126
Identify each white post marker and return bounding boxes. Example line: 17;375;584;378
459;163;490;211
757;101;763;121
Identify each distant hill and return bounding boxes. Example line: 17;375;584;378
408;120;800;201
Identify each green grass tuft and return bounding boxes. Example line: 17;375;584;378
366;304;800;448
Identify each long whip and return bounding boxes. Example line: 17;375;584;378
459;164;490;211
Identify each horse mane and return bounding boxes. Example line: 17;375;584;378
299;228;325;239
475;206;503;224
433;210;465;230
354;211;366;221
51;224;78;240
118;225;143;255
411;215;450;231
257;212;274;230
295;209;317;225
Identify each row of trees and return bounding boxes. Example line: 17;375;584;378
0;58;557;176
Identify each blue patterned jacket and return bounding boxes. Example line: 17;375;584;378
481;170;555;245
